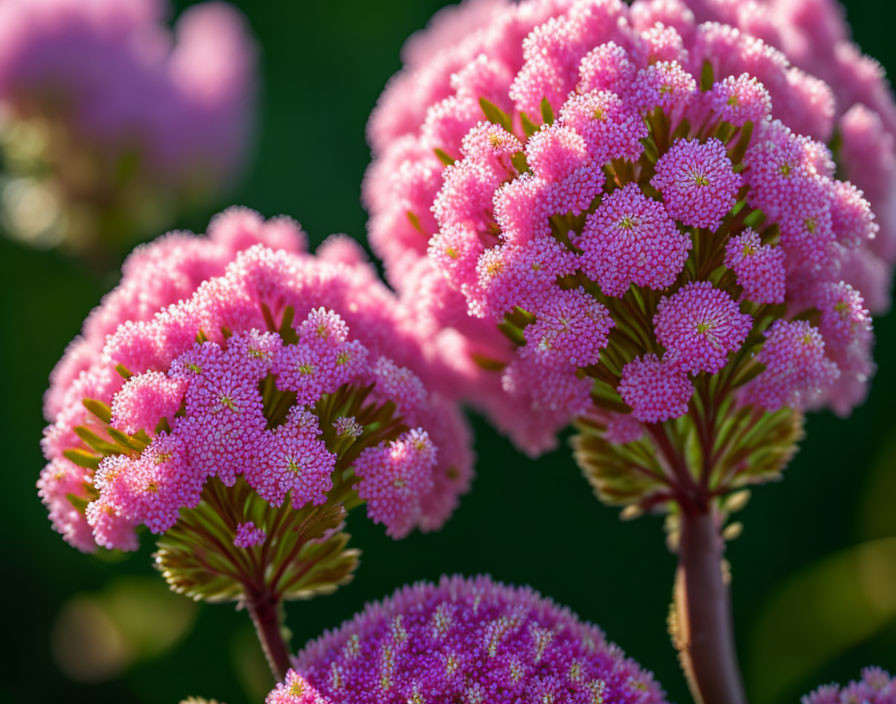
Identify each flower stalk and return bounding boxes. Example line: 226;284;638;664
245;589;292;682
675;507;746;704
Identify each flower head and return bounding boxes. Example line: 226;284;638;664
273;575;667;704
39;210;473;602
363;0;886;511
0;0;257;253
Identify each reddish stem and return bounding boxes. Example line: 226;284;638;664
245;589;291;682
676;507;747;704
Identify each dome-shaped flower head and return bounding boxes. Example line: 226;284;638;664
0;0;257;255
38;209;473;607
363;0;887;515
802;667;895;704
271;575;668;704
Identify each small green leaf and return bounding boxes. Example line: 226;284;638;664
640;136;659;164
279;306;297;344
115;364;133;380
74;426;122;456
479;97;512;131
497;321;526;347
66;492;90;512
82;398;112;424
470;353;506;372
520;111;540;137
700;59;715;91
107;427;143;452
728;121;754;164
434;148;455;166
511;151;529;174
64;449;101;469
406;210;425;234
743;208;767;228
540;97;555;125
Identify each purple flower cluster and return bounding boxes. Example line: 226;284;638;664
803;667;895;704
39;209;473;552
364;0;886;456
268;575;667;704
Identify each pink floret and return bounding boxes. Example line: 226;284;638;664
724;229;786;304
742;320;839;410
354;429;437;539
619;354;694;423
654;282;752;374
234;521;267;548
652;138;741;230
579;183;691;297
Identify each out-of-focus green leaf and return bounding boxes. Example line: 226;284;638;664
748;537;896;703
859;431;896;540
51;577;197;683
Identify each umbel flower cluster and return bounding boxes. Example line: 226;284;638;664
266;575;667;704
0;0;256;253
364;0;888;514
39;208;472;601
803;667;896;704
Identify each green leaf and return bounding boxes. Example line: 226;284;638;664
728;121;754;164
66;492;90;512
106;427;144;452
640;136;659;164
743;208;766;228
406;210;425;234
74;426;122;456
155;478;360;604
540;97;555;125
434;148;455;166
278;306;298;344
520;111;540;137
511;151;529;174
571;422;668;509
479;97;512;132
497;321;526;346
64;449;101;469
82;398;112;424
700;59;715;91
115;364;133;380
470;353;506;372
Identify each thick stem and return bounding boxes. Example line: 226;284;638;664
245;590;291;682
675;508;747;704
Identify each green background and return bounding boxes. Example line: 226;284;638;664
2;1;895;702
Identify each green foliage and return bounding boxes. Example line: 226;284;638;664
155;479;360;604
479;97;513;132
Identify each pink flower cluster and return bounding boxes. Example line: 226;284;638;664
364;0;885;455
803;667;895;704
268;575;667;704
680;0;896;314
0;0;256;184
39;209;472;552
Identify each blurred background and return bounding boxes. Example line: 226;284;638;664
2;1;894;702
